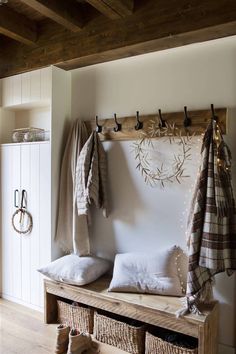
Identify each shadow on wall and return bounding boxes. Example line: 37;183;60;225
90;141;144;260
72;69;98;121
213;272;236;347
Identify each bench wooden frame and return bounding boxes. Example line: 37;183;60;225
44;276;219;354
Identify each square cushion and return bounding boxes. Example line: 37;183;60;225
108;246;187;296
38;254;111;286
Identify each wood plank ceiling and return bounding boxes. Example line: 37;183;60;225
0;0;236;78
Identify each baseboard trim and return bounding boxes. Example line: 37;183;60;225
1;293;43;312
219;344;236;354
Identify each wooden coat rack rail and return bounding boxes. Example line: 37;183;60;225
84;108;227;141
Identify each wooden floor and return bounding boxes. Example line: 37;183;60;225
0;299;56;354
0;299;127;354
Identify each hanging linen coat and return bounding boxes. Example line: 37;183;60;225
56;120;90;256
179;120;236;315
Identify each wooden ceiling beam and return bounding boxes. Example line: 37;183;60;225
0;6;37;45
20;0;84;32
86;0;133;19
104;0;134;17
1;0;236;77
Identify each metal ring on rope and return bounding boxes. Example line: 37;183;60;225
12;208;33;235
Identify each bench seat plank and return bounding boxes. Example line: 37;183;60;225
44;276;218;340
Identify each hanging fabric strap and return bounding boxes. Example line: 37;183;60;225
12;189;33;235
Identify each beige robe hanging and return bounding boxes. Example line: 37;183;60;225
56;120;90;256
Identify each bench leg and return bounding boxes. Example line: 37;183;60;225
198;304;219;354
44;287;58;324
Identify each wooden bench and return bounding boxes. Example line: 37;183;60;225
44;276;218;354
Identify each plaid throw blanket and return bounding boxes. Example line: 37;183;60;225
178;120;236;316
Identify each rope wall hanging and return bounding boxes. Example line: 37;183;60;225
12;189;33;235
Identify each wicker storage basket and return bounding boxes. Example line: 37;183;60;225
145;332;198;354
94;311;145;354
57;300;94;334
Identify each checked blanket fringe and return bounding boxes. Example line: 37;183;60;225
177;120;236;317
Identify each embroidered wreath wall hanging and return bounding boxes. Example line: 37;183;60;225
132;118;193;187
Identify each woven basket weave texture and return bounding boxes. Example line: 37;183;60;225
57;300;94;334
94;311;145;354
145;332;198;354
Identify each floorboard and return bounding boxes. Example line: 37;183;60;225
0;299;56;354
0;298;128;354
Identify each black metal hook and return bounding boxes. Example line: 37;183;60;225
95;115;102;133
20;189;27;209
113;113;121;132
135;111;143;130
183;106;191;127
158;109;166;128
211;104;218;122
14;189;19;208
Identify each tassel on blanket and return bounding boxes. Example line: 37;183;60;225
176;280;214;318
176;297;202;318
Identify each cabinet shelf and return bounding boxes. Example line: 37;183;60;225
0;106;51;145
0;67;52;145
1;141;50;146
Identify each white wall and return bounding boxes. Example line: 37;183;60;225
15;107;51;131
71;36;236;350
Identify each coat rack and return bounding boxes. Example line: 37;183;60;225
84;107;227;141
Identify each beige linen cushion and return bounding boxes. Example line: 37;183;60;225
108;246;187;296
38;254;111;286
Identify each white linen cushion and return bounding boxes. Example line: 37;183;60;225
108;246;187;296
38;254;111;286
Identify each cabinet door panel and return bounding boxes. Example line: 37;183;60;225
11;145;22;299
13;74;22;106
30;70;41;102
29;144;40;306
2;77;13;107
1;146;14;296
41;67;51;102
39;143;51;307
22;73;30;104
21;145;31;303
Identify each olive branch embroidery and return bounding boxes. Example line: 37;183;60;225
131;119;193;187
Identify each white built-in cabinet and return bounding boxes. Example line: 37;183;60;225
1;67;51;107
0;66;71;310
1;142;50;308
